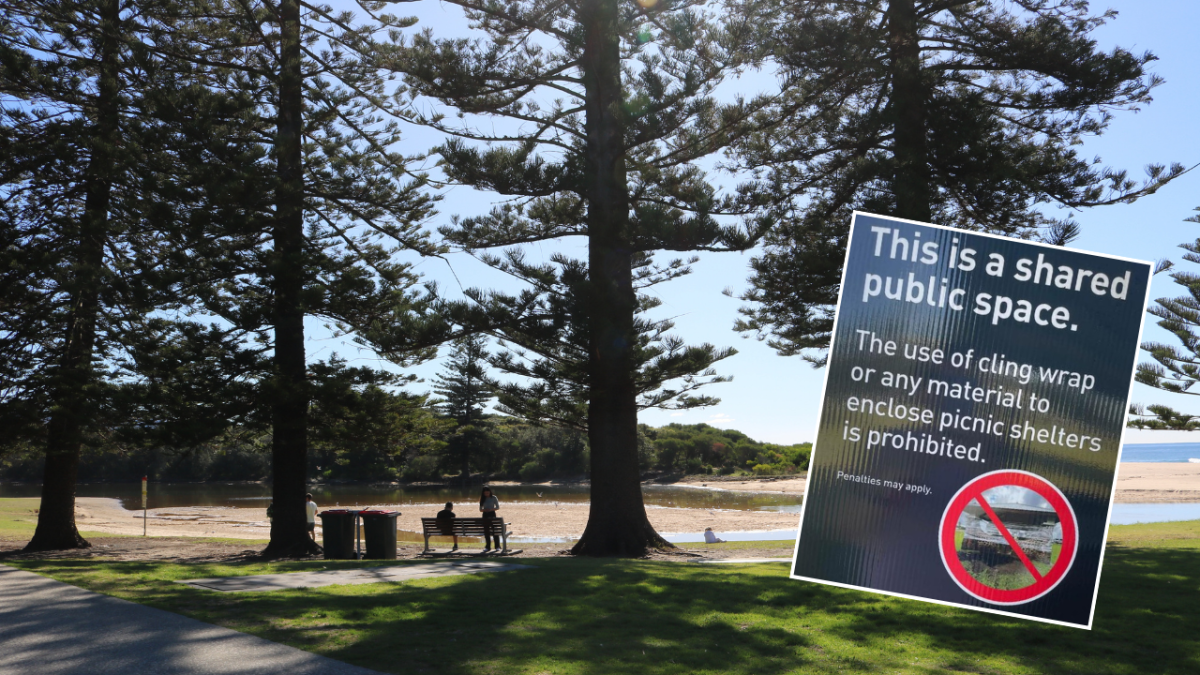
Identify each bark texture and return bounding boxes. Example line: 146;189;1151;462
887;0;931;222
570;0;672;557
262;0;320;558
26;0;122;552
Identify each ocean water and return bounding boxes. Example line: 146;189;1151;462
1120;443;1200;462
1109;503;1200;525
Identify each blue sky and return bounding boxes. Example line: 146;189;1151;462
311;0;1200;445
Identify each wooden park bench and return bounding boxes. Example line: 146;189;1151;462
420;517;515;555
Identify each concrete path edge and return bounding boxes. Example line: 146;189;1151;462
0;565;385;675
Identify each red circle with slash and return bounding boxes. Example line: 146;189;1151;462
939;470;1078;605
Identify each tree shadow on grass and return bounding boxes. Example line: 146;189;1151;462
264;560;868;675
9;547;1199;675
13;557;873;675
814;544;1200;675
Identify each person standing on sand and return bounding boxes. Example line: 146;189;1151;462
306;493;319;541
437;502;458;551
479;487;500;551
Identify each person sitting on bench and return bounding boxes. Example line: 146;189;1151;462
436;502;458;551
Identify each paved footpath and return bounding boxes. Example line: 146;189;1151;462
0;565;385;675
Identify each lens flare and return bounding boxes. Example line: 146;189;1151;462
637;0;658;8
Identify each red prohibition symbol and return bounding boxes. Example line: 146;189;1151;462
939;470;1078;605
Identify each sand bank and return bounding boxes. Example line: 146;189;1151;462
62;463;1200;540
670;476;806;494
72;498;799;541
668;463;1200;503
1114;462;1200;503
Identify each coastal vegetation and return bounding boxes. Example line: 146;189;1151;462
0;0;1176;554
0;421;810;484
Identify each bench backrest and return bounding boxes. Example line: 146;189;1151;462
421;517;505;536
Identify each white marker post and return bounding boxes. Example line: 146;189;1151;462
142;476;147;536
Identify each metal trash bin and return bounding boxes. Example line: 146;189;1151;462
360;510;400;559
319;509;358;559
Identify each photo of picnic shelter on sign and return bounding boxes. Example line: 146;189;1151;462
791;211;1153;628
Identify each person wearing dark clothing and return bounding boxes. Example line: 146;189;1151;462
479;487;500;551
436;502;458;551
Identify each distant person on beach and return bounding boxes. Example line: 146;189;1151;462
306;493;319;541
266;501;274;523
704;527;726;544
436;502;458;551
480;487;500;551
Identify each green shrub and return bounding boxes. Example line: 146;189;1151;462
401;455;440;482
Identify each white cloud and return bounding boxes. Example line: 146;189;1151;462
706;413;736;428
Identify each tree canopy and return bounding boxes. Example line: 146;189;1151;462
729;0;1185;365
153;0;445;556
386;0;774;555
0;0;263;550
1130;209;1200;431
0;0;1184;558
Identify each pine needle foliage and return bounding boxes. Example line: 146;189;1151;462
385;0;773;555
146;0;445;556
0;0;260;551
728;0;1186;366
1130;211;1200;431
432;334;495;480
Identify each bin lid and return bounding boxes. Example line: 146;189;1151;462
321;509;353;514
359;510;399;516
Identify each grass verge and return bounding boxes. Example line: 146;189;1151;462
0;498;268;546
6;521;1200;674
0;497;120;541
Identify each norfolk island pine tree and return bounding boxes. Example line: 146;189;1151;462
725;0;1186;364
1129;209;1200;430
151;0;447;556
384;0;779;556
0;0;268;550
433;334;496;482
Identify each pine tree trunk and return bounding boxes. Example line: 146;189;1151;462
887;0;931;223
263;0;318;558
460;437;470;484
460;382;472;483
26;0;121;552
571;0;671;557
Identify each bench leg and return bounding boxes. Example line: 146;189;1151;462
501;529;508;554
423;533;430;554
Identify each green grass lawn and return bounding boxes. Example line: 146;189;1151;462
0;497;121;541
3;519;1198;675
0;498;268;546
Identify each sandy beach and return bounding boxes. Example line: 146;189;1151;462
667;463;1200;503
60;463;1199;541
1114;462;1200;503
72;497;801;542
671;476;808;494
